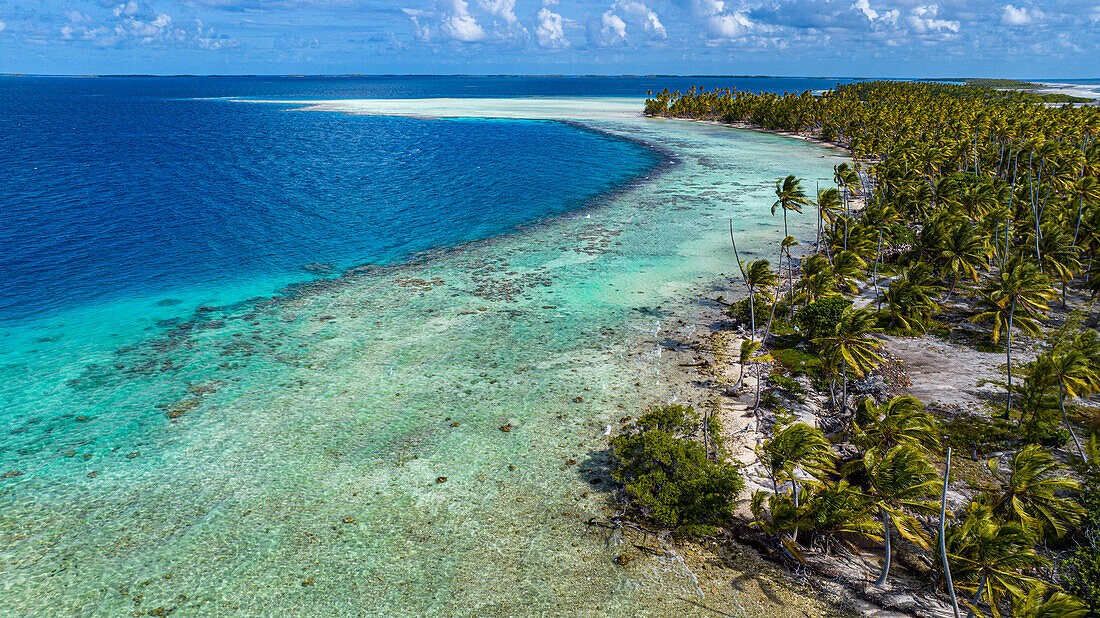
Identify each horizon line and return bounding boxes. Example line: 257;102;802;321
1;73;1096;81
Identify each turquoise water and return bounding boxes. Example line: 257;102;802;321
0;97;849;615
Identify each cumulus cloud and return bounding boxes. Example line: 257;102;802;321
587;0;666;47
692;0;754;40
60;1;236;49
534;6;568;48
851;0;898;26
589;10;626;46
1002;4;1042;26
614;1;666;39
404;0;486;42
906;4;959;34
477;0;517;25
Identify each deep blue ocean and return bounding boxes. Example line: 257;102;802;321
0;75;860;321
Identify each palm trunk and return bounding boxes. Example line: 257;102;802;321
1060;383;1085;459
748;290;757;342
841;358;849;416
731;222;755;342
965;574;987;618
1074;196;1086;246
940;448;960;618
875;509;892;586
873;227;883;310
1005;296;1016;421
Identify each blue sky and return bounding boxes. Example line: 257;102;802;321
1;0;1096;76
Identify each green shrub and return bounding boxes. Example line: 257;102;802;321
942;414;1016;456
767;374;805;394
795;296;852;344
1065;484;1100;612
611;406;744;532
770;346;824;380
726;293;773;328
636;403;697;434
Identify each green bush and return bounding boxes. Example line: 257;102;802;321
726;293;773;328
1065;486;1100;612
795;296;852;344
767;374;805;394
942;414;1016;456
636;403;697;434
610;405;744;532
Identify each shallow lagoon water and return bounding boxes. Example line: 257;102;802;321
0;97;849;615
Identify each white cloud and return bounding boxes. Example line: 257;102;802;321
534;6;568;48
1001;4;1042;26
589;10;627;46
588;0;666;47
692;0;754;40
404;0;486;43
906;4;959;34
614;1;666;39
853;0;877;21
478;0;518;25
852;0;898;26
113;2;140;18
60;1;235;49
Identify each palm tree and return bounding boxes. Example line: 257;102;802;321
936;221;987;301
781;235;800;300
800;479;884;554
797;254;839;303
762;422;835;499
814;307;884;415
880;264;942;334
1044;347;1095;458
733;339;761;397
984;445;1083;539
946;502;1047;618
1028;223;1082;307
971;258;1056;419
816;187;844;253
742;259;778;341
863;444;942;587
773;174;809;242
1012;587;1089;618
1070;176;1100;245
852;395;941;458
831;250;868;295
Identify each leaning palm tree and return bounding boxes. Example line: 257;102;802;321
732;339;761;395
816;187;844;254
773;176;809;298
773;174;808;244
1028;223;1082;307
1012;587;1089;618
852;395;941;458
946;502;1047;618
936;221;987;301
880;264;942;334
1070;175;1100;245
814;307;884;415
800;479;884;554
984;444;1083;540
742;259;778;341
761;422;836;545
1044;347;1095;458
863;444;942;587
762;422;836;499
971;258;1056;418
831;250;868;295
